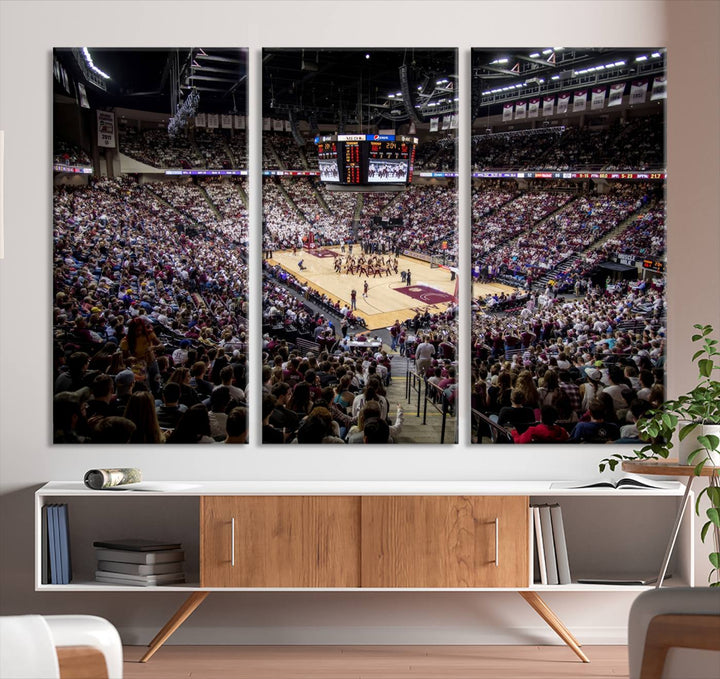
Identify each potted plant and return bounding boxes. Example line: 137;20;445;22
600;324;720;586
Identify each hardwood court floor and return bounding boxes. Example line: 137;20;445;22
270;248;457;330
123;645;630;678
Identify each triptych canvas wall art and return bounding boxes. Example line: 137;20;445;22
52;47;665;446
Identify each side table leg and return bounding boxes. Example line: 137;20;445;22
655;476;694;588
139;591;210;663
518;591;590;663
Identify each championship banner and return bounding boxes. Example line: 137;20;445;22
263;117;271;131
442;115;450;130
430;117;439;132
78;83;90;109
650;75;667;101
285;120;292;132
630;80;648;105
528;98;539;118
221;114;233;129
608;82;625;107
557;92;570;114
207;113;219;129
195;113;207;128
234;115;246;129
542;95;555;116
572;90;587;112
591;87;606;110
515;101;526;119
502;103;513;121
96;110;116;148
450;113;458;129
273;119;284;131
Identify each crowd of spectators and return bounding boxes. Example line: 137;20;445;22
53;175;249;444
54;140;92;167
119;126;245;170
471;115;664;172
471;277;666;444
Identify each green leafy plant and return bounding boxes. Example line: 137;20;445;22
600;324;720;586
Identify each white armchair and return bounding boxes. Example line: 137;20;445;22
0;615;122;679
628;587;720;679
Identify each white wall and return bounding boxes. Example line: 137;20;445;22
1;0;718;646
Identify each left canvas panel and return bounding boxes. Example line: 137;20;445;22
53;48;249;444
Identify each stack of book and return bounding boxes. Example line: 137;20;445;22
531;503;571;586
93;539;185;586
43;503;72;584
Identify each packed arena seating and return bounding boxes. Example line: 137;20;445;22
263;132;307;170
193;129;235;169
260;263;457;444
471;116;664;171
262;178;458;261
471;278;666;444
119;126;246;169
53;175;249;443
54;140;92;167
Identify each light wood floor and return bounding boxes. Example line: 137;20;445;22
122;645;630;678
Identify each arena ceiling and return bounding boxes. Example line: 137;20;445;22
53;48;248;116
261;48;458;127
472;47;666;118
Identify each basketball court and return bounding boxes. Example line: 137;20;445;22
269;246;516;330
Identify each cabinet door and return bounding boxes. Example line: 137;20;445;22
200;496;361;587
361;496;529;588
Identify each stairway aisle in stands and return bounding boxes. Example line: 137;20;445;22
386;355;456;444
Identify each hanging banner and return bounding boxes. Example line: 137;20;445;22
442;115;450;130
630;80;649;105
502;103;514;121
450;113;458;129
221;114;233;129
195;113;207;127
234;115;246;129
557;92;570;114
528;98;540;118
650;75;667;101
429;117;439;132
96;110;116;148
273;119;284;131
591;87;606;110
542;95;555;116
572;90;588;112
515;101;527;119
262;118;271;131
207;114;219;129
608;82;625;107
77;83;90;109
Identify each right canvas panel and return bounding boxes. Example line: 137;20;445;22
470;48;666;445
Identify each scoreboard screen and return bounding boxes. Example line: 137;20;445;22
315;134;418;187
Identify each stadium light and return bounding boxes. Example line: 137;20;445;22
542;49;553;55
651;52;662;58
635;55;648;62
82;48;110;80
529;52;540;58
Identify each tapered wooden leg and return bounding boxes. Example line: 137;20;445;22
139;591;210;663
518;591;590;663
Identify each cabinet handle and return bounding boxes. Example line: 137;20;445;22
494;517;499;567
231;517;235;567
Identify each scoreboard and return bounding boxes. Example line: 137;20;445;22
315;134;418;186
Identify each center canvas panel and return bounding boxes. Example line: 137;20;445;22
261;48;459;445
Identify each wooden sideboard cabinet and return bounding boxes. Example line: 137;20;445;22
35;481;693;665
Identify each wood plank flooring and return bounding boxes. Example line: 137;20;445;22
122;645;630;678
